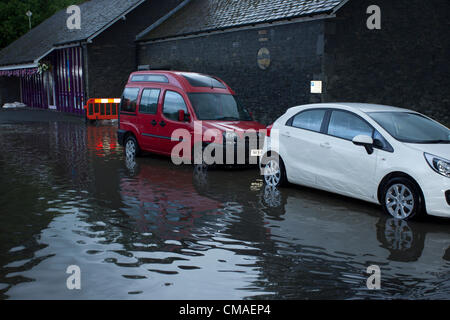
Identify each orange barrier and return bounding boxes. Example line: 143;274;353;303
84;98;121;121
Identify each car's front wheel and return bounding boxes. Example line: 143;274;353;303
263;156;287;188
382;177;424;220
125;135;141;158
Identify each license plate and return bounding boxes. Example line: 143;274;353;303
251;149;263;157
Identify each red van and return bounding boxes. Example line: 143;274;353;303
117;71;266;165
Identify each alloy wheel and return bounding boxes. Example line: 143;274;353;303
385;184;415;219
125;139;136;158
264;160;281;187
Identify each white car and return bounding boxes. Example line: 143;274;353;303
260;103;450;220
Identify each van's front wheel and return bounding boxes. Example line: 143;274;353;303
125;135;141;158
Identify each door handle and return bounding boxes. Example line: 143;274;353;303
160;121;166;127
281;132;291;138
151;120;157;126
320;142;332;149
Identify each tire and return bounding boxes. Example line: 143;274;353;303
381;177;424;220
262;154;287;188
124;135;141;158
192;142;213;167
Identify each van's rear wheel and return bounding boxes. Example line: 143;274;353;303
125;135;141;158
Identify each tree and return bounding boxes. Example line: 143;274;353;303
0;0;86;50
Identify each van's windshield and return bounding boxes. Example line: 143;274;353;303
188;93;252;121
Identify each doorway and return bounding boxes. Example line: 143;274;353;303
44;71;56;109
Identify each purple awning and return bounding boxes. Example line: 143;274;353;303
0;68;38;77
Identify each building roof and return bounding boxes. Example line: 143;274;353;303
138;0;348;42
0;0;145;68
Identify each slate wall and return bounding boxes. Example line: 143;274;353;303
138;20;326;125
324;0;450;125
87;0;183;99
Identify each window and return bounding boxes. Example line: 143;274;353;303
181;73;226;89
369;112;450;144
188;93;251;121
289;109;326;133
131;74;169;83
120;87;140;113
139;89;160;114
373;130;394;152
163;91;188;121
328;110;374;141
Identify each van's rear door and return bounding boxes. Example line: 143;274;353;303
137;87;163;152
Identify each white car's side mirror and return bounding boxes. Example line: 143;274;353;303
352;135;374;154
352;135;374;146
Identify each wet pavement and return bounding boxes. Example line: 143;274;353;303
0;109;449;300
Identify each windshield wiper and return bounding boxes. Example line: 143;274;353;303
426;140;450;144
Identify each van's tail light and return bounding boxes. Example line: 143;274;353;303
266;124;273;137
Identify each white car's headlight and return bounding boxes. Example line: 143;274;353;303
425;153;450;178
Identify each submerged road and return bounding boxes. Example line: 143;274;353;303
0;109;449;299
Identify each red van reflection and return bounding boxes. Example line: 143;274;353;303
120;158;222;239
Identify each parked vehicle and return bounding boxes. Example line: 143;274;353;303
260;103;450;220
117;71;265;164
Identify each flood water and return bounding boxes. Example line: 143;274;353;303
0;113;449;300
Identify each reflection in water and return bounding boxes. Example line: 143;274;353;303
0;120;449;299
376;218;425;263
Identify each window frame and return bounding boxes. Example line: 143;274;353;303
138;88;161;115
286;108;329;134
181;73;226;89
161;89;190;122
131;74;169;83
323;109;394;153
325;109;375;142
286;108;394;153
119;87;141;114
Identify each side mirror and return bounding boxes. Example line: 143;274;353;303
352;135;374;155
178;109;187;122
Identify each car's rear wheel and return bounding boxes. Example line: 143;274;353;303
263;156;287;188
125;135;141;158
382;177;424;220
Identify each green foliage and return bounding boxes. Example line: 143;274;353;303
0;0;86;49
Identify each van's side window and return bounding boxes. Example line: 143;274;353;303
163;91;188;121
139;89;160;114
120;87;140;113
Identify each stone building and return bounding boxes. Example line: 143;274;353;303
136;0;449;125
0;0;448;125
0;0;182;113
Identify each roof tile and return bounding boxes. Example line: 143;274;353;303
0;0;143;67
140;0;345;41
